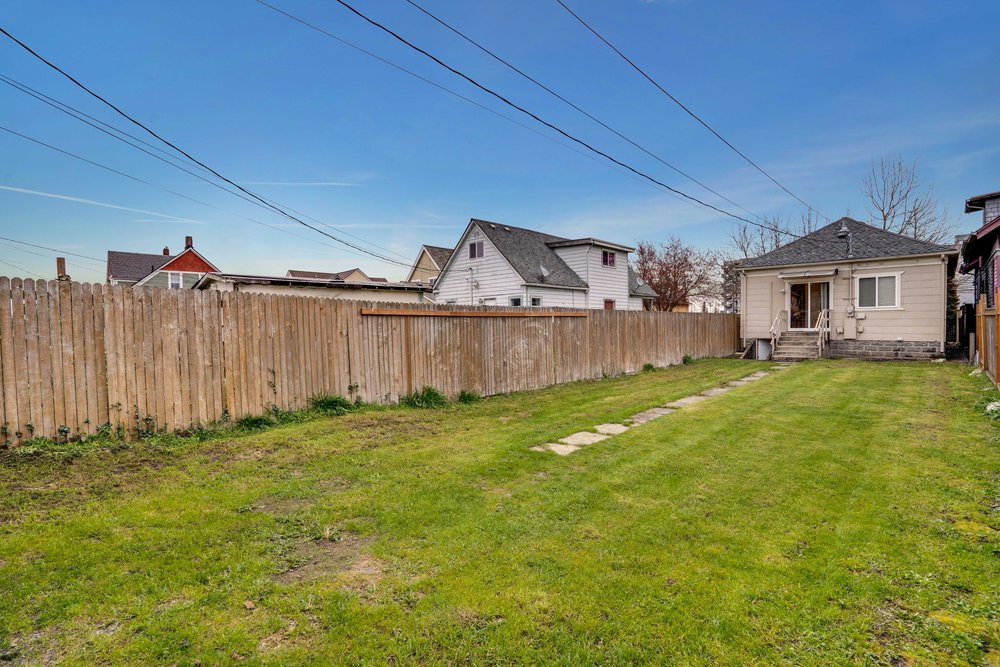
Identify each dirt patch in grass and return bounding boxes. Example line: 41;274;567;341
274;534;381;586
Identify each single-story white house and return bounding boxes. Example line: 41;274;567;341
739;217;956;361
192;273;431;303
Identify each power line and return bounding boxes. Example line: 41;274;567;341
0;241;104;277
0;74;413;267
0;28;414;268
0;258;45;279
0;234;104;263
0;73;417;263
404;0;768;224
0;123;405;264
311;0;807;242
553;0;829;223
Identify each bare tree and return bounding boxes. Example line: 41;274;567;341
862;157;951;243
633;238;720;312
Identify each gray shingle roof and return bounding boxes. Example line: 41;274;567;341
423;245;453;269
107;250;172;282
471;219;588;289
739;217;954;269
628;267;657;297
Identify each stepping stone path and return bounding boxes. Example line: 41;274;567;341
530;366;779;456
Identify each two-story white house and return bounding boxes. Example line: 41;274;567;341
433;219;656;310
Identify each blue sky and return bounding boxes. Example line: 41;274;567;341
2;0;998;282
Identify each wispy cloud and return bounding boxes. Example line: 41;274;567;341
0;185;207;225
240;181;362;187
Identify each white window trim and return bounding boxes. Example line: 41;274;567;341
468;241;484;259
530;296;542;307
168;271;182;289
854;272;903;310
601;249;616;268
509;296;523;307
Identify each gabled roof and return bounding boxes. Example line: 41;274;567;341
286;268;373;281
469;219;589;289
628;267;657;297
423;245;453;269
966;190;1000;213
739;217;954;270
107;251;172;282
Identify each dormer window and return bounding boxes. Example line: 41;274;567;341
602;250;616;267
469;241;484;259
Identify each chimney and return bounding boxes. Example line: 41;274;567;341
162;246;170;255
56;257;70;282
184;235;193;249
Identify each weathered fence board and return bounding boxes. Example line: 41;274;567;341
0;279;740;443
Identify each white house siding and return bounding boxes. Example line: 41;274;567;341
524;285;585;308
434;226;525;305
551;244;635;309
741;254;949;348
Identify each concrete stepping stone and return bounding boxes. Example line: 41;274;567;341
547;443;580;456
664;395;709;408
701;387;732;397
529;445;549;452
727;379;750;386
595;423;629;435
559;431;609;446
630;407;674;424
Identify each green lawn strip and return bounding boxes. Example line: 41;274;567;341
0;360;997;664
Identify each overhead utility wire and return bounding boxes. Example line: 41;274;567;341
0;258;45;279
404;0;767;224
313;0;811;242
0;124;397;264
553;0;829;223
0;27;413;268
0;74;410;262
0;234;104;263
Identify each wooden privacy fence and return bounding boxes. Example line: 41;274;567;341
0;277;740;443
975;296;997;382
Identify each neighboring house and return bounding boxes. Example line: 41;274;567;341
193;273;430;303
958;190;1000;309
406;245;453;284
739;217;956;361
433;219;656;310
107;236;219;288
286;268;387;283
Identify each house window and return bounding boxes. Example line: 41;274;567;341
602;250;616;267
509;297;523;307
603;299;615;310
857;275;898;308
445;300;457;305
168;272;182;289
468;241;484;259
531;297;542;307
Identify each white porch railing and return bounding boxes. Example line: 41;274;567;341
769;310;786;357
815;308;830;358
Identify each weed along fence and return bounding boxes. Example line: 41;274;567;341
0;277;740;443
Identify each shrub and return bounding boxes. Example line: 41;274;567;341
642;363;655;373
235;414;274;431
458;389;480;404
400;386;448;409
682;354;694;365
310;394;355;415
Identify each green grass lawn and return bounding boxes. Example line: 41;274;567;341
1;359;998;665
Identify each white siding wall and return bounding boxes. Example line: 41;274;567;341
434;226;525;305
741;255;949;346
524;286;586;308
551;244;637;309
